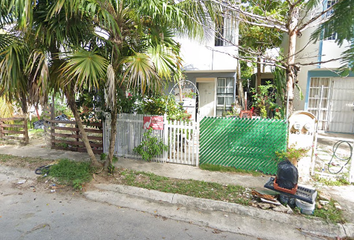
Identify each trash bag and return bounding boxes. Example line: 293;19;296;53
276;159;298;190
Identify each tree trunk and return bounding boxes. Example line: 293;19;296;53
286;6;299;117
236;62;245;109
65;92;102;168
256;57;261;88
20;92;28;115
105;106;117;169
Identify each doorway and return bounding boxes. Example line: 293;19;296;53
198;82;216;120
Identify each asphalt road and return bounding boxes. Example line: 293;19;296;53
0;174;256;240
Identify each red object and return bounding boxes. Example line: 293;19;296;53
239;94;252;118
35;107;41;120
143;116;163;130
239;111;252;118
273;177;298;195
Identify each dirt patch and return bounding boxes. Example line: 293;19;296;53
0;155;54;170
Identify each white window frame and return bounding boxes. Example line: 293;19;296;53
307;77;332;131
216;78;234;116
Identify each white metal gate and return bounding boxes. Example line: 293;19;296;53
328;78;354;133
308;77;354;133
103;113;199;166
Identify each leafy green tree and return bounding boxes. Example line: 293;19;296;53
0;0;110;167
1;0;220;170
239;0;285;84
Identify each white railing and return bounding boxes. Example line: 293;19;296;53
103;113;199;166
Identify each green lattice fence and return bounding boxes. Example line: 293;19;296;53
200;117;287;175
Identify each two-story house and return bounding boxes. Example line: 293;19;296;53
293;0;354;133
171;16;239;121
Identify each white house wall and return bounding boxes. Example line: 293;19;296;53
176;37;238;71
293;1;352;111
321;40;351;68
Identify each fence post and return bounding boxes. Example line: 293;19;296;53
195;120;199;167
76;123;80;145
163;114;168;161
51;101;55;148
23;117;29;144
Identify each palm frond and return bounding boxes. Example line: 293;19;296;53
311;0;354;45
60;50;109;91
0;35;28;98
122;52;160;94
148;45;178;81
339;42;354;73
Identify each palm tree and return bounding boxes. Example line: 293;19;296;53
59;0;220;169
1;0;105;167
1;0;220;170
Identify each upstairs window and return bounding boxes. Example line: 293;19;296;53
325;0;338;40
214;16;236;47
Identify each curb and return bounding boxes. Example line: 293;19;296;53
85;184;354;240
1;163;353;239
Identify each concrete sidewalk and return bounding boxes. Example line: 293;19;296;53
1;141;354;239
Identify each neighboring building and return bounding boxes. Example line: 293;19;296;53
293;0;354;133
171;15;239;121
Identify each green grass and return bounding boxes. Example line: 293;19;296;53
117;169;250;205
0;154;14;162
313;200;345;224
0;153;346;223
199;163;263;177
314;174;351;186
43;159;92;190
0;154;46;164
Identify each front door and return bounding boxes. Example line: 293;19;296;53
198;82;215;120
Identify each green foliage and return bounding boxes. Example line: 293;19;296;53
133;128;168;161
55;142;69;149
44;159;92;191
251;81;281;118
239;0;286;58
49;93;73;118
100;153;107;161
116;93;189;121
117;90;143;114
143;95;167;115
75;89;105;123
165;96;191;121
314;174;350;186
116;168;250;205
276;147;310;164
313;200;345;224
240;61;255;80
272;67;286;105
107;164;115;175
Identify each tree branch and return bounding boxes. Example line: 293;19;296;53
295;57;343;66
207;46;286;70
297;4;335;32
211;0;288;32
